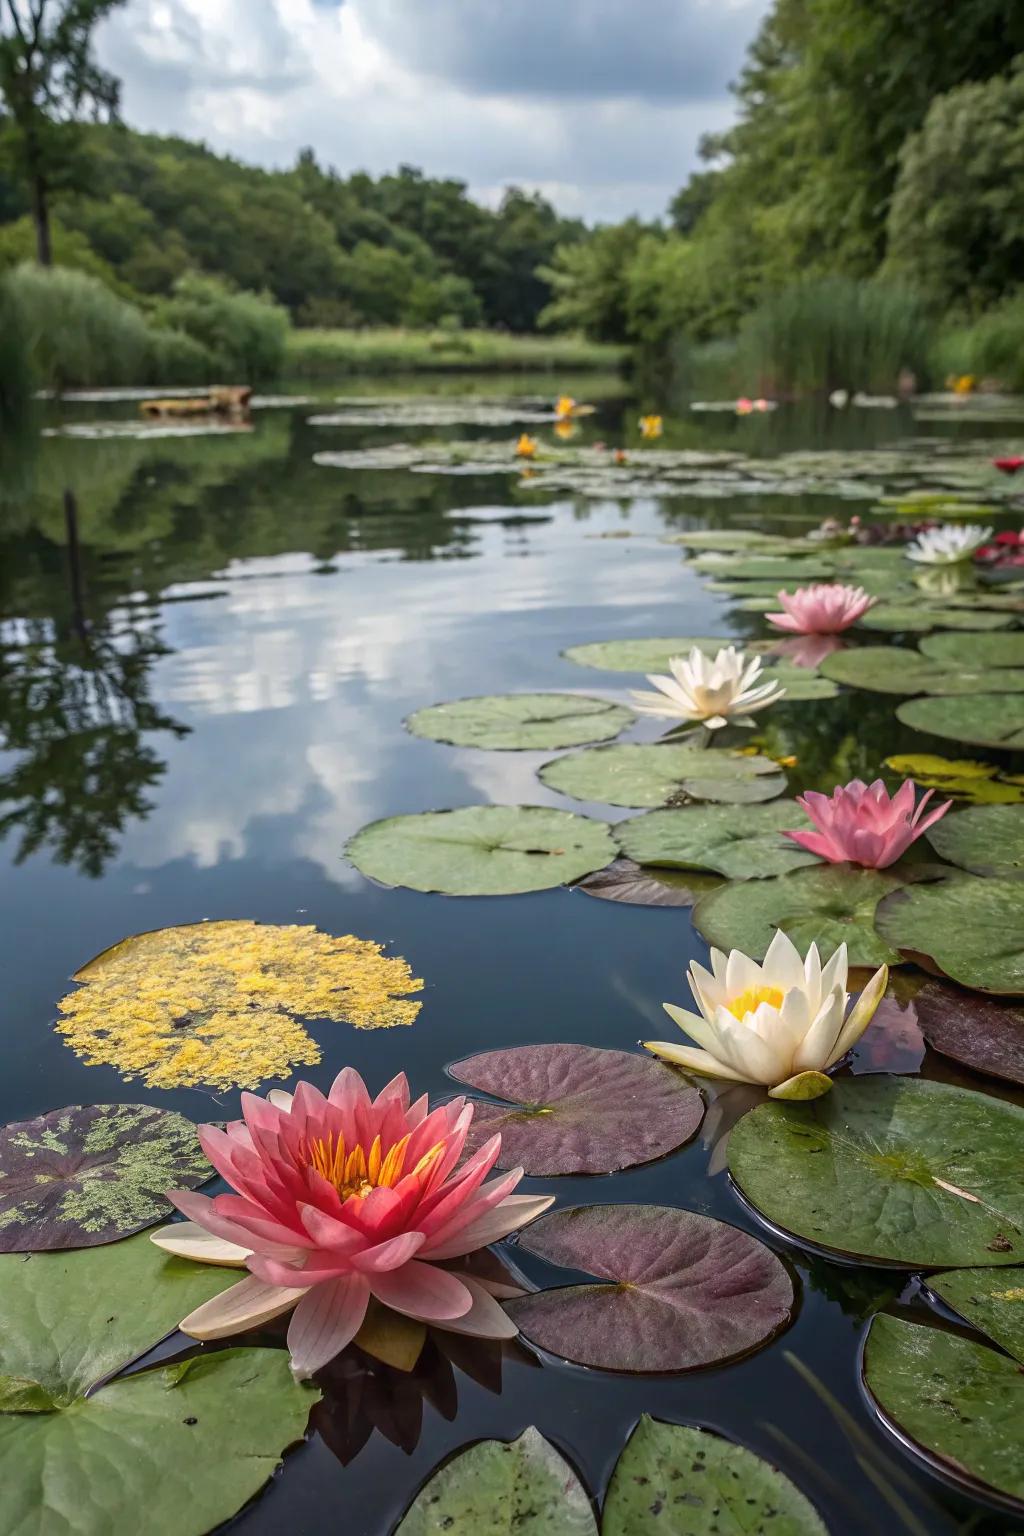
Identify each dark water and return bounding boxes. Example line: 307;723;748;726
1;379;1020;1535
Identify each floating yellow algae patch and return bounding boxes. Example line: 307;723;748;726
55;920;423;1091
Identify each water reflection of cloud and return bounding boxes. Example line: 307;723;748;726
120;499;723;883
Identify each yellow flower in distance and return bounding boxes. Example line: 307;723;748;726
639;414;663;438
554;395;576;419
516;433;538;458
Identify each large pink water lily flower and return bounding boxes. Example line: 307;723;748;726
151;1070;554;1378
785;778;951;869
767;583;876;635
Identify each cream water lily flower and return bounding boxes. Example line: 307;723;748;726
630;645;785;730
644;931;888;1100
905;523;993;565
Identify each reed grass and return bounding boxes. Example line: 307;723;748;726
285;326;625;377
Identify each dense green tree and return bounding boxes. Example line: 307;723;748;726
0;0;125;264
539;220;651;344
885;61;1024;310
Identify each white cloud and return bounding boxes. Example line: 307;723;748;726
96;0;767;221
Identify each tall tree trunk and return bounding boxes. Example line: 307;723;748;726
31;174;52;266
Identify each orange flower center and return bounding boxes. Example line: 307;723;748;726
307;1132;444;1201
725;984;785;1021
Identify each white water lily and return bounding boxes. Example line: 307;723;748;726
904;523;993;565
644;930;888;1100
629;645;785;730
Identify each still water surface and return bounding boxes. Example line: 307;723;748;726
1;378;1018;1534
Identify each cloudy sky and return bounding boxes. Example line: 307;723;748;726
95;0;769;223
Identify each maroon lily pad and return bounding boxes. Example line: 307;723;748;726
912;980;1024;1086
507;1203;793;1372
448;1044;703;1175
574;858;721;908
0;1103;212;1251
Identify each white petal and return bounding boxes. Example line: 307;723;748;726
663;1001;724;1054
180;1275;308;1340
819;942;849;998
825;964;889;1066
266;1089;294;1111
725;947;762;999
643;1040;749;1082
762;929;805;992
150;1221;250;1267
791;988;846;1073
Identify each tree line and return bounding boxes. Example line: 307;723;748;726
540;0;1024;377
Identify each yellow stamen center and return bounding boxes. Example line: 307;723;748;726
725;985;785;1021
307;1132;445;1201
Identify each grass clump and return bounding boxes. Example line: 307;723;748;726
736;278;933;397
932;292;1024;393
285;326;626;377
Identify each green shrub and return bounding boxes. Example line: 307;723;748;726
145;326;222;385
736;278;934;396
932;292;1024;393
10;262;154;389
153;274;290;381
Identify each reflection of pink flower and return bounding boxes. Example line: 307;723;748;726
768;633;845;670
785;779;951;869
152;1070;553;1378
975;530;1024;566
767;583;876;635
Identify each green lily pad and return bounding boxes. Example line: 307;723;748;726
897;695;1024;750
614;802;818;879
755;662;839;700
562;638;746;673
0;1104;211;1252
539;745;787;810
448;1044;703;1175
692;864;902;966
346;805;615;895
0;1231;238;1408
405;694;633;751
929;1267;1024;1363
394;1427;597;1535
690;556;836;579
0;1348;314;1536
602;1416;827;1536
662;530;802;552
863;1315;1024;1506
925;804;1024;876
919;632;1024;668
573;858;722;907
875;874;1024;992
727;1077;1024;1267
820;647;1024;696
507;1204;793;1372
860;605;1014;633
912;980;1024;1084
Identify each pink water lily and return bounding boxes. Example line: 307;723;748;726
151;1070;553;1378
767;583;876;635
784;778;951;869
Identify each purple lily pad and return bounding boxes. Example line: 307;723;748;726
574;858;721;908
912;980;1024;1086
448;1044;703;1175
507;1204;793;1372
0;1103;212;1251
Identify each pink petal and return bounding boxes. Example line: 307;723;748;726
349;1231;426;1273
169;1189;305;1260
369;1261;473;1322
433;1275;519;1340
286;1273;370;1378
421;1193;555;1260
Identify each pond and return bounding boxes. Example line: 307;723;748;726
1;375;1023;1535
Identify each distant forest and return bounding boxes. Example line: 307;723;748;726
0;126;586;331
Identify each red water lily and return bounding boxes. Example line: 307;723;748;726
993;457;1024;475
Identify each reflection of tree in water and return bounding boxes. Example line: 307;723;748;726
0;609;188;879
